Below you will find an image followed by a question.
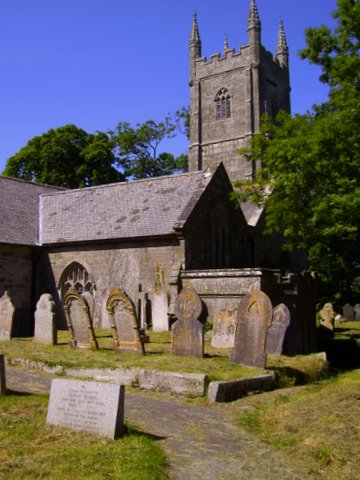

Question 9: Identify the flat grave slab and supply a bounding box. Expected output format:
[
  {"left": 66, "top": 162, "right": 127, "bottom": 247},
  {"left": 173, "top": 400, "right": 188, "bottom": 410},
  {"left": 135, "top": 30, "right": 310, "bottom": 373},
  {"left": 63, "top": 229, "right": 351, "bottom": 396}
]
[{"left": 46, "top": 379, "right": 125, "bottom": 438}]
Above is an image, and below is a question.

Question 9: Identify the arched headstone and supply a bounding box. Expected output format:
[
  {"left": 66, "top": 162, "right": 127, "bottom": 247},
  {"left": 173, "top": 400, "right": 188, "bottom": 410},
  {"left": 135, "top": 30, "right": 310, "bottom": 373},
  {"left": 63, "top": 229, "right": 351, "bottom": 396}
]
[
  {"left": 106, "top": 289, "right": 144, "bottom": 355},
  {"left": 171, "top": 286, "right": 204, "bottom": 358},
  {"left": 231, "top": 289, "right": 273, "bottom": 368},
  {"left": 34, "top": 293, "right": 57, "bottom": 345},
  {"left": 265, "top": 303, "right": 290, "bottom": 356},
  {"left": 63, "top": 288, "right": 98, "bottom": 350},
  {"left": 0, "top": 291, "right": 15, "bottom": 341}
]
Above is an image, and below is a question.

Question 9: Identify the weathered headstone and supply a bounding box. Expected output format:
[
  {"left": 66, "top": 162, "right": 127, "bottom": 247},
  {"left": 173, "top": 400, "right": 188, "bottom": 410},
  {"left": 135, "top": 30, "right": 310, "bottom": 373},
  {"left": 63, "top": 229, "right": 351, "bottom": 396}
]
[
  {"left": 106, "top": 289, "right": 144, "bottom": 354},
  {"left": 0, "top": 354, "right": 6, "bottom": 395},
  {"left": 63, "top": 288, "right": 98, "bottom": 349},
  {"left": 230, "top": 290, "right": 273, "bottom": 368},
  {"left": 46, "top": 378, "right": 125, "bottom": 438},
  {"left": 211, "top": 308, "right": 237, "bottom": 348},
  {"left": 152, "top": 293, "right": 169, "bottom": 332},
  {"left": 34, "top": 294, "right": 57, "bottom": 345},
  {"left": 82, "top": 291, "right": 95, "bottom": 320},
  {"left": 343, "top": 303, "right": 354, "bottom": 321},
  {"left": 0, "top": 291, "right": 15, "bottom": 341},
  {"left": 171, "top": 286, "right": 204, "bottom": 358},
  {"left": 354, "top": 304, "right": 360, "bottom": 321},
  {"left": 265, "top": 303, "right": 290, "bottom": 356},
  {"left": 319, "top": 303, "right": 336, "bottom": 331}
]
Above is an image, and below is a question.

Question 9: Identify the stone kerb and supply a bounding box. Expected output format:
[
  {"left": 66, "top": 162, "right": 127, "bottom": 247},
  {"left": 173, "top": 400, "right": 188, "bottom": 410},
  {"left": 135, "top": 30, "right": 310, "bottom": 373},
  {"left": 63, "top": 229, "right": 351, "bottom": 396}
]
[
  {"left": 0, "top": 354, "right": 6, "bottom": 394},
  {"left": 172, "top": 286, "right": 204, "bottom": 358},
  {"left": 46, "top": 378, "right": 125, "bottom": 439},
  {"left": 138, "top": 369, "right": 206, "bottom": 397},
  {"left": 231, "top": 290, "right": 273, "bottom": 368},
  {"left": 0, "top": 291, "right": 15, "bottom": 341},
  {"left": 208, "top": 373, "right": 275, "bottom": 403},
  {"left": 34, "top": 293, "right": 57, "bottom": 345},
  {"left": 106, "top": 288, "right": 144, "bottom": 355}
]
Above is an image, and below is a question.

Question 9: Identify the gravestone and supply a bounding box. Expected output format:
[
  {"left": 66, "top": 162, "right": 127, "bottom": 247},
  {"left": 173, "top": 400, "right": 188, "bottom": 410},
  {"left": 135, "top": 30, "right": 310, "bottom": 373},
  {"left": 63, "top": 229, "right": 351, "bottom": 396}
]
[
  {"left": 0, "top": 291, "right": 15, "bottom": 341},
  {"left": 319, "top": 303, "right": 336, "bottom": 331},
  {"left": 63, "top": 288, "right": 98, "bottom": 349},
  {"left": 211, "top": 308, "right": 237, "bottom": 348},
  {"left": 152, "top": 293, "right": 169, "bottom": 332},
  {"left": 230, "top": 289, "right": 273, "bottom": 368},
  {"left": 0, "top": 354, "right": 6, "bottom": 395},
  {"left": 265, "top": 303, "right": 290, "bottom": 356},
  {"left": 171, "top": 286, "right": 204, "bottom": 358},
  {"left": 34, "top": 294, "right": 57, "bottom": 345},
  {"left": 106, "top": 289, "right": 144, "bottom": 354},
  {"left": 82, "top": 292, "right": 95, "bottom": 320},
  {"left": 354, "top": 304, "right": 360, "bottom": 321},
  {"left": 47, "top": 378, "right": 125, "bottom": 438},
  {"left": 343, "top": 303, "right": 354, "bottom": 321}
]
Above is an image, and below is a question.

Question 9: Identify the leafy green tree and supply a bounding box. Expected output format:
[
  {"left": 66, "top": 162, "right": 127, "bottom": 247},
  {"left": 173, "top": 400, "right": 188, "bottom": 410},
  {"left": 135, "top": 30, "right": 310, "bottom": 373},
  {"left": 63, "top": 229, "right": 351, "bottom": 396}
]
[
  {"left": 109, "top": 114, "right": 188, "bottom": 180},
  {"left": 3, "top": 124, "right": 123, "bottom": 188},
  {"left": 234, "top": 0, "right": 360, "bottom": 304}
]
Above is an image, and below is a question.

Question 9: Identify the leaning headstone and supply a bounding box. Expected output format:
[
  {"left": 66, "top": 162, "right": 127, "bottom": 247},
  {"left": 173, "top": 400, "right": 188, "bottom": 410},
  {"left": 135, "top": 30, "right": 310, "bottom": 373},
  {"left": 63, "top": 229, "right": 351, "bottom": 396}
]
[
  {"left": 171, "top": 286, "right": 204, "bottom": 358},
  {"left": 265, "top": 303, "right": 290, "bottom": 356},
  {"left": 230, "top": 290, "right": 273, "bottom": 368},
  {"left": 82, "top": 292, "right": 95, "bottom": 320},
  {"left": 63, "top": 288, "right": 98, "bottom": 349},
  {"left": 211, "top": 308, "right": 237, "bottom": 348},
  {"left": 152, "top": 293, "right": 169, "bottom": 332},
  {"left": 343, "top": 303, "right": 354, "bottom": 321},
  {"left": 0, "top": 291, "right": 15, "bottom": 341},
  {"left": 319, "top": 303, "right": 336, "bottom": 331},
  {"left": 354, "top": 304, "right": 360, "bottom": 321},
  {"left": 47, "top": 378, "right": 125, "bottom": 438},
  {"left": 106, "top": 289, "right": 144, "bottom": 354},
  {"left": 0, "top": 354, "right": 6, "bottom": 394},
  {"left": 34, "top": 294, "right": 57, "bottom": 345}
]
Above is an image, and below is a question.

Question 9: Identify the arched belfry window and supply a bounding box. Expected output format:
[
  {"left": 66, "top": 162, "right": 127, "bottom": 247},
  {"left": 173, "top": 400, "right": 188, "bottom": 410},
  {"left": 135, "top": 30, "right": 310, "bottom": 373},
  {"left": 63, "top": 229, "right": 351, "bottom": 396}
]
[
  {"left": 58, "top": 262, "right": 95, "bottom": 299},
  {"left": 215, "top": 88, "right": 231, "bottom": 120}
]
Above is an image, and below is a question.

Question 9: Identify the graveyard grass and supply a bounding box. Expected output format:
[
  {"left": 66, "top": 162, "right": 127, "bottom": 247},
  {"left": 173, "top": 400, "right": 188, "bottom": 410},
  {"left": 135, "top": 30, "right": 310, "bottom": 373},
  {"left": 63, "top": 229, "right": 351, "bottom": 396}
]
[
  {"left": 0, "top": 394, "right": 168, "bottom": 480},
  {"left": 0, "top": 330, "right": 328, "bottom": 385},
  {"left": 235, "top": 320, "right": 360, "bottom": 480}
]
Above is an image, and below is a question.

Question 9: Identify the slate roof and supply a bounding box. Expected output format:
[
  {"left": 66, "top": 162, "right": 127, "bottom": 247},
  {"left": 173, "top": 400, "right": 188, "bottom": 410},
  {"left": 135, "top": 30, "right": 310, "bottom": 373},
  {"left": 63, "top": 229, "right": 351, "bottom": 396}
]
[
  {"left": 0, "top": 176, "right": 61, "bottom": 245},
  {"left": 40, "top": 167, "right": 219, "bottom": 245}
]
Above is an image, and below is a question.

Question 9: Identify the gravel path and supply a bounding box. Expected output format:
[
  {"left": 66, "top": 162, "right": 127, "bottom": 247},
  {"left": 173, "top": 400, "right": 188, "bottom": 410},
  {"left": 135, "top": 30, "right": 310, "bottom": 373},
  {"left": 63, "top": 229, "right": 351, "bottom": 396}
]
[{"left": 5, "top": 366, "right": 310, "bottom": 479}]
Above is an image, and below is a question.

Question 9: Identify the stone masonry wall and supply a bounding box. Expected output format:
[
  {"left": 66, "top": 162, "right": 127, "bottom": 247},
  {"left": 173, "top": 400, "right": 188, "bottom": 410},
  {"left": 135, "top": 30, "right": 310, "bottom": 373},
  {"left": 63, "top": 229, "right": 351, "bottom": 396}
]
[
  {"left": 0, "top": 244, "right": 35, "bottom": 336},
  {"left": 38, "top": 239, "right": 184, "bottom": 329}
]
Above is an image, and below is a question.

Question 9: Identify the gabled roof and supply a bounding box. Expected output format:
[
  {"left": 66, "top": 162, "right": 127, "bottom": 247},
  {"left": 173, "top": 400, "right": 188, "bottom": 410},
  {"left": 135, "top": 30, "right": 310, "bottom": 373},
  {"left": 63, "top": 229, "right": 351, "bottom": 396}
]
[
  {"left": 40, "top": 165, "right": 222, "bottom": 245},
  {"left": 0, "top": 176, "right": 61, "bottom": 246}
]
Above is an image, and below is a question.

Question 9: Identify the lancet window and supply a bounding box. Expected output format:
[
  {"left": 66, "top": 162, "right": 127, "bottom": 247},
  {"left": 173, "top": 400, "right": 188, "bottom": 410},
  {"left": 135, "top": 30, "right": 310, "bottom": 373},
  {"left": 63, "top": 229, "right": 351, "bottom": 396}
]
[{"left": 215, "top": 88, "right": 231, "bottom": 120}]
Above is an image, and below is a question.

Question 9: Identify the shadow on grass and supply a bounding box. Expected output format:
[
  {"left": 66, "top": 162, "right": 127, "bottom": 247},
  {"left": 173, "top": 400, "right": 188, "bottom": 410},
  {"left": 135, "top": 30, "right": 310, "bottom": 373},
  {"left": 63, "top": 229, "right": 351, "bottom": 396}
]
[
  {"left": 325, "top": 339, "right": 360, "bottom": 370},
  {"left": 4, "top": 389, "right": 35, "bottom": 397},
  {"left": 125, "top": 425, "right": 167, "bottom": 442}
]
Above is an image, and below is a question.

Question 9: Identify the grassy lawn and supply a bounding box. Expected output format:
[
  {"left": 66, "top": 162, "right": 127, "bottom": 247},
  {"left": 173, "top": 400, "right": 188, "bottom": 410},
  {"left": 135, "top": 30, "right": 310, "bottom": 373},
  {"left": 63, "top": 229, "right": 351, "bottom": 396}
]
[
  {"left": 0, "top": 393, "right": 168, "bottom": 480},
  {"left": 235, "top": 320, "right": 360, "bottom": 479},
  {"left": 0, "top": 330, "right": 265, "bottom": 382}
]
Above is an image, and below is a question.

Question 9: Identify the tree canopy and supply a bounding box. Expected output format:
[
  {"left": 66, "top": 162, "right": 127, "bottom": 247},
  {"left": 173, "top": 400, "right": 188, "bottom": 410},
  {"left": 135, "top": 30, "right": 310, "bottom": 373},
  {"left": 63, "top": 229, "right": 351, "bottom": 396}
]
[
  {"left": 3, "top": 124, "right": 123, "bottom": 188},
  {"left": 234, "top": 0, "right": 360, "bottom": 304}
]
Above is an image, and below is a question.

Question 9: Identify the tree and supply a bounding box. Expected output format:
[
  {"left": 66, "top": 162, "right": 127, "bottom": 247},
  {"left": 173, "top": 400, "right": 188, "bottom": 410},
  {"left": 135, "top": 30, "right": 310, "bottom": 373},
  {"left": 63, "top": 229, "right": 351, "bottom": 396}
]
[
  {"left": 233, "top": 0, "right": 360, "bottom": 304},
  {"left": 109, "top": 113, "right": 188, "bottom": 180},
  {"left": 3, "top": 124, "right": 123, "bottom": 188}
]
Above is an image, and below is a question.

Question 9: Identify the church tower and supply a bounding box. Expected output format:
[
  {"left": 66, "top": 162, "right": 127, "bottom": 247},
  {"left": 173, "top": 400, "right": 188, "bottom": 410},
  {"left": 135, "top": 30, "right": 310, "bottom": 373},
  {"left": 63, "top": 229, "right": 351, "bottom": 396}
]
[{"left": 188, "top": 0, "right": 290, "bottom": 181}]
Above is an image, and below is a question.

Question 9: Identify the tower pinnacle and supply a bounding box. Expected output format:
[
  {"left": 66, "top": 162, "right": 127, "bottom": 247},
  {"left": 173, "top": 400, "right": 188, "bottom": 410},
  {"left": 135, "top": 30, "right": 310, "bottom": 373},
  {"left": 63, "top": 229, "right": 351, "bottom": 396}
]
[
  {"left": 276, "top": 20, "right": 289, "bottom": 68},
  {"left": 190, "top": 13, "right": 201, "bottom": 54},
  {"left": 247, "top": 0, "right": 261, "bottom": 31}
]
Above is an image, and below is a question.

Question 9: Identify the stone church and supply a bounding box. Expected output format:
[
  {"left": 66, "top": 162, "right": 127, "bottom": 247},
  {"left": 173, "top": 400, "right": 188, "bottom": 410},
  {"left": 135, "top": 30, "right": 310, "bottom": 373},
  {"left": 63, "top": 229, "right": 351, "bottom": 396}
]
[{"left": 0, "top": 1, "right": 316, "bottom": 354}]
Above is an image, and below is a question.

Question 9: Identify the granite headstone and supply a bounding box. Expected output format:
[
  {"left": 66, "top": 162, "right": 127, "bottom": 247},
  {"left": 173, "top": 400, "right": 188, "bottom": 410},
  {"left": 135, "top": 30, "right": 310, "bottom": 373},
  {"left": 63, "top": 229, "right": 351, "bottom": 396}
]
[
  {"left": 63, "top": 288, "right": 98, "bottom": 349},
  {"left": 106, "top": 289, "right": 144, "bottom": 354},
  {"left": 231, "top": 289, "right": 273, "bottom": 368},
  {"left": 171, "top": 286, "right": 204, "bottom": 358},
  {"left": 34, "top": 293, "right": 57, "bottom": 345},
  {"left": 0, "top": 291, "right": 15, "bottom": 341},
  {"left": 354, "top": 304, "right": 360, "bottom": 321},
  {"left": 151, "top": 293, "right": 169, "bottom": 332},
  {"left": 343, "top": 303, "right": 354, "bottom": 321},
  {"left": 211, "top": 308, "right": 237, "bottom": 348},
  {"left": 265, "top": 303, "right": 290, "bottom": 356},
  {"left": 47, "top": 378, "right": 125, "bottom": 438}
]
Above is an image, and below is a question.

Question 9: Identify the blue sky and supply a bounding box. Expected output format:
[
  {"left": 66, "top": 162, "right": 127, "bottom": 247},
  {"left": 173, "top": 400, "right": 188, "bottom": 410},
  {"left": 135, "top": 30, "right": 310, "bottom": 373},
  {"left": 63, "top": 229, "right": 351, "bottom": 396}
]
[{"left": 0, "top": 0, "right": 338, "bottom": 173}]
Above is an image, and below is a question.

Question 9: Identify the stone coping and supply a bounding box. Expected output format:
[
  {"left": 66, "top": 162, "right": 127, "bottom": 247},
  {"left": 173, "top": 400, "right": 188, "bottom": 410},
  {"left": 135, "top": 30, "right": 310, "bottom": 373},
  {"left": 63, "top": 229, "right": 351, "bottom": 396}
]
[{"left": 8, "top": 357, "right": 275, "bottom": 402}]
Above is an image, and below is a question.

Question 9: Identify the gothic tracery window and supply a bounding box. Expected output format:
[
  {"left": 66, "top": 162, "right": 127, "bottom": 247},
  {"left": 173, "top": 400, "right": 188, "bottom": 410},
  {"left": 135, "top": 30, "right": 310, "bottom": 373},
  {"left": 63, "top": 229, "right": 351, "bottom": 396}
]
[
  {"left": 215, "top": 88, "right": 231, "bottom": 120},
  {"left": 59, "top": 262, "right": 95, "bottom": 299}
]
